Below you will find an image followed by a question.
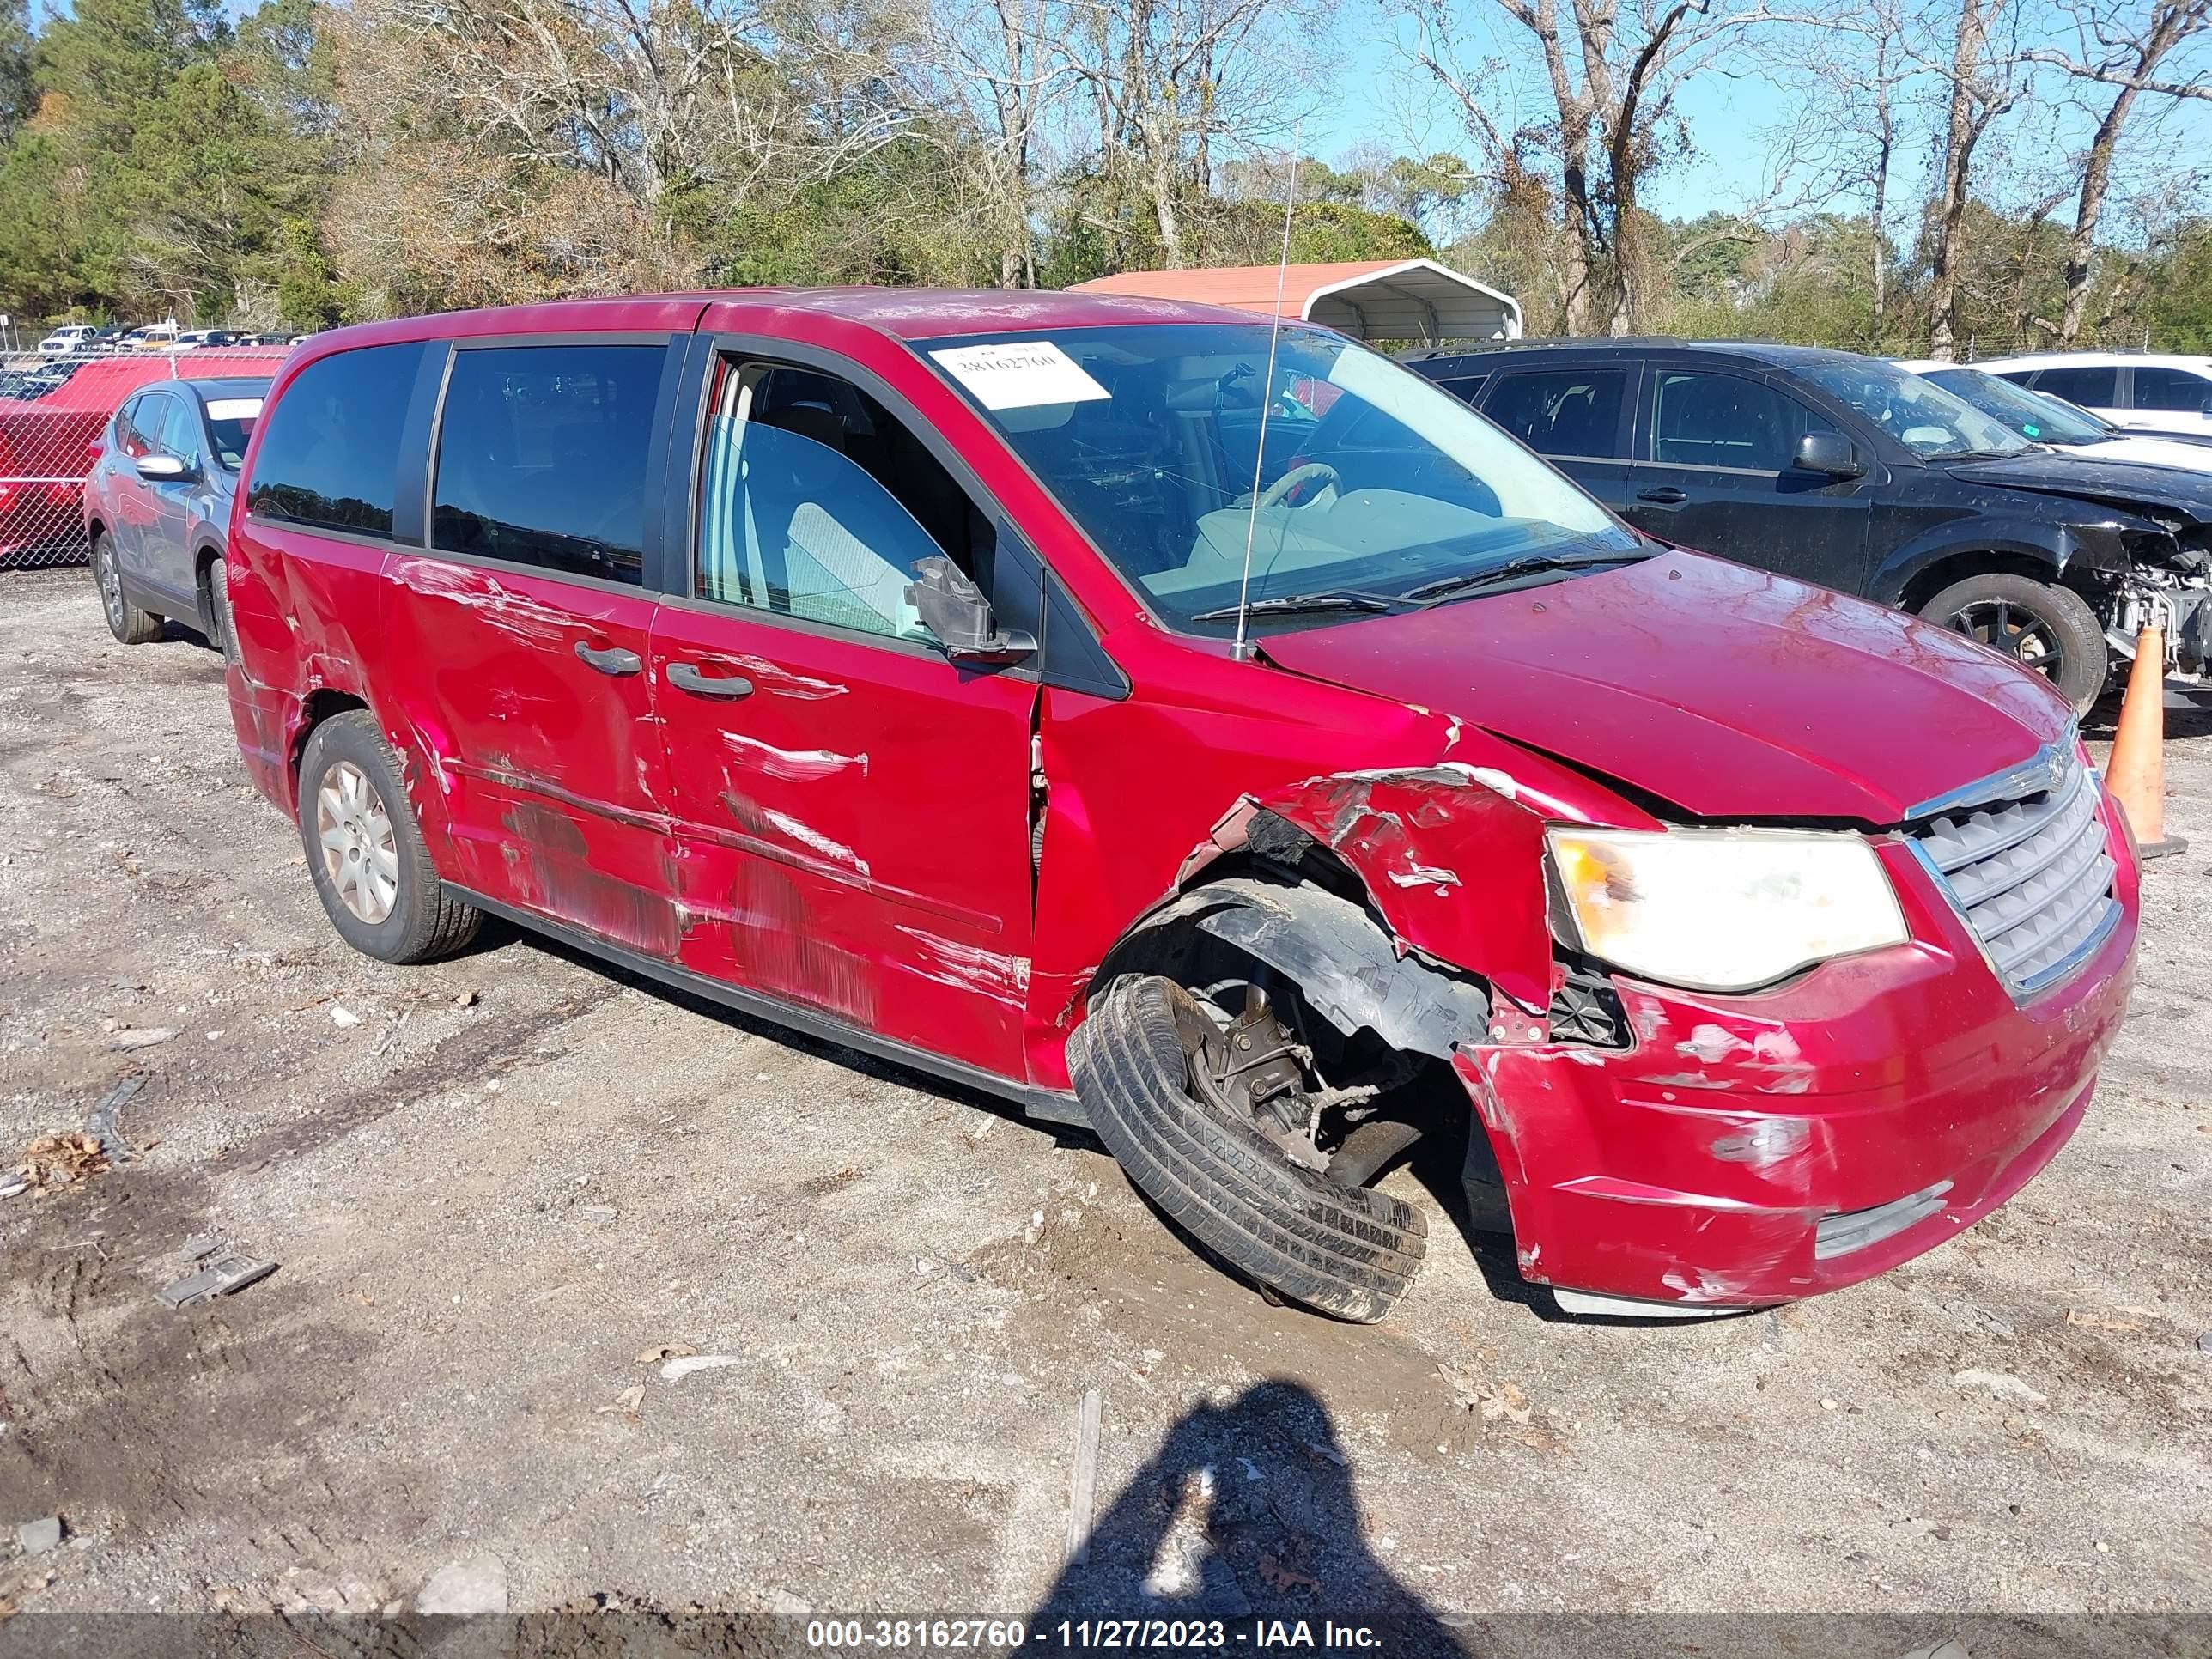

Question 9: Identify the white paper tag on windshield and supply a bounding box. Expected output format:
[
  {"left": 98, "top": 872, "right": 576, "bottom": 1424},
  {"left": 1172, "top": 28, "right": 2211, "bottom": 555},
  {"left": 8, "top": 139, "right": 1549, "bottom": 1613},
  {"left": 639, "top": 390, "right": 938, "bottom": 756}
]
[
  {"left": 204, "top": 398, "right": 263, "bottom": 421},
  {"left": 929, "top": 342, "right": 1109, "bottom": 410}
]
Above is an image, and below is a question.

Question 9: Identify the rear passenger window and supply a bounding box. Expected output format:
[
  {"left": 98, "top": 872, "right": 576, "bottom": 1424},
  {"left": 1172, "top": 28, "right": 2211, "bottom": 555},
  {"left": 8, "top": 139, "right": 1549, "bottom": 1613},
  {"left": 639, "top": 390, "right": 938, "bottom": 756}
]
[
  {"left": 247, "top": 343, "right": 426, "bottom": 536},
  {"left": 2031, "top": 365, "right": 2118, "bottom": 406},
  {"left": 1435, "top": 374, "right": 1487, "bottom": 404},
  {"left": 1483, "top": 369, "right": 1627, "bottom": 457},
  {"left": 433, "top": 343, "right": 665, "bottom": 585},
  {"left": 2130, "top": 366, "right": 2212, "bottom": 414}
]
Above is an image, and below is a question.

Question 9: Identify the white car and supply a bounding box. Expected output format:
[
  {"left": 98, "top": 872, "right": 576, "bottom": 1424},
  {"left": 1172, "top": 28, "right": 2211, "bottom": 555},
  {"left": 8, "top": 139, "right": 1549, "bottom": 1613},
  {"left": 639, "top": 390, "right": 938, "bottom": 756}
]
[
  {"left": 124, "top": 323, "right": 181, "bottom": 351},
  {"left": 36, "top": 325, "right": 98, "bottom": 356},
  {"left": 1971, "top": 350, "right": 2212, "bottom": 439},
  {"left": 1898, "top": 361, "right": 2212, "bottom": 472}
]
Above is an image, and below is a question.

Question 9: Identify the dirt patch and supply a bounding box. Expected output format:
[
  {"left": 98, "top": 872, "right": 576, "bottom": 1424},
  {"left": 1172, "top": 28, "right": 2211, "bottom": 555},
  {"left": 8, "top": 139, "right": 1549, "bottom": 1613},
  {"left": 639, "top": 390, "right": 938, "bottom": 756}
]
[{"left": 2, "top": 567, "right": 2210, "bottom": 1625}]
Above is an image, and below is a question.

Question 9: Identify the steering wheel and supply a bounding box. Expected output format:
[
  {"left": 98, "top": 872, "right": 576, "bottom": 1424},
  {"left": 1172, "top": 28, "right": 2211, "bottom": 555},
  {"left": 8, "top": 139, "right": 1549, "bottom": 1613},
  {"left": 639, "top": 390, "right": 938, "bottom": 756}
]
[{"left": 1255, "top": 461, "right": 1341, "bottom": 511}]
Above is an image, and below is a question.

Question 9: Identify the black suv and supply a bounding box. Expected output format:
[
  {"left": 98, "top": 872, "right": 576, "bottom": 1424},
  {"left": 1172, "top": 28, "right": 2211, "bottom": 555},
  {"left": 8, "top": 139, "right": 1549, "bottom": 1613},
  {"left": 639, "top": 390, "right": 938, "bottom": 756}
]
[{"left": 1406, "top": 339, "right": 2212, "bottom": 712}]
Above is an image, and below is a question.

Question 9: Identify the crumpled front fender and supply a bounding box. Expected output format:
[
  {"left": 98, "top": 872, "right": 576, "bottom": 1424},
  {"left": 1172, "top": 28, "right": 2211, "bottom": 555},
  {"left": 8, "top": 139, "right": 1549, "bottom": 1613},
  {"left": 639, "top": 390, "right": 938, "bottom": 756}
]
[{"left": 1182, "top": 757, "right": 1655, "bottom": 1015}]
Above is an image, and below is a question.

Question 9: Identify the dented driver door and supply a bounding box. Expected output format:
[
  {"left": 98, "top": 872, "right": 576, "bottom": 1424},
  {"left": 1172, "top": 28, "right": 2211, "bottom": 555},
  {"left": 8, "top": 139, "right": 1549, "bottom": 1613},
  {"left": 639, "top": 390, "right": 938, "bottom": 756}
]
[{"left": 647, "top": 347, "right": 1037, "bottom": 1082}]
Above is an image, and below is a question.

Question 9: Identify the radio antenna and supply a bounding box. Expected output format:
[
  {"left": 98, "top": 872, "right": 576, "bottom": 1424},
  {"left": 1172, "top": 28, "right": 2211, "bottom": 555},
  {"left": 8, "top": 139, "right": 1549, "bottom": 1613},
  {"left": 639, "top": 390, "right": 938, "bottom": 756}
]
[{"left": 1230, "top": 125, "right": 1301, "bottom": 664}]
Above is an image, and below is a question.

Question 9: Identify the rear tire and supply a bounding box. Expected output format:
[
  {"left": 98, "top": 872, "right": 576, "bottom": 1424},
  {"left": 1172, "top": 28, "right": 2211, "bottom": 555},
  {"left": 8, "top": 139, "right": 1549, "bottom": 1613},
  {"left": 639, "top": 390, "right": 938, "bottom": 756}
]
[
  {"left": 1919, "top": 572, "right": 2107, "bottom": 714},
  {"left": 92, "top": 530, "right": 161, "bottom": 645},
  {"left": 1069, "top": 975, "right": 1427, "bottom": 1322},
  {"left": 296, "top": 711, "right": 481, "bottom": 963}
]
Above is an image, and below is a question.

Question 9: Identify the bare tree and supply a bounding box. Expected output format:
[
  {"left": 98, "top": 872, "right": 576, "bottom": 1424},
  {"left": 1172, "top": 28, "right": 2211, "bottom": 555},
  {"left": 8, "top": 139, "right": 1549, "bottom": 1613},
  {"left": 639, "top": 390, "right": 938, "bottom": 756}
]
[
  {"left": 1058, "top": 0, "right": 1313, "bottom": 268},
  {"left": 1400, "top": 0, "right": 1800, "bottom": 334},
  {"left": 2026, "top": 0, "right": 2212, "bottom": 340},
  {"left": 904, "top": 0, "right": 1071, "bottom": 285},
  {"left": 1923, "top": 0, "right": 2025, "bottom": 358}
]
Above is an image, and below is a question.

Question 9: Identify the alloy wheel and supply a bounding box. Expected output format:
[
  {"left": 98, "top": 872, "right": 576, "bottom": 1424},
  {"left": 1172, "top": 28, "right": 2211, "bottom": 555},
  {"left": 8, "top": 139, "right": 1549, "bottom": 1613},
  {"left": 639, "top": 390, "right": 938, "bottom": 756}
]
[
  {"left": 314, "top": 759, "right": 400, "bottom": 924},
  {"left": 95, "top": 542, "right": 125, "bottom": 630},
  {"left": 1945, "top": 597, "right": 2063, "bottom": 676}
]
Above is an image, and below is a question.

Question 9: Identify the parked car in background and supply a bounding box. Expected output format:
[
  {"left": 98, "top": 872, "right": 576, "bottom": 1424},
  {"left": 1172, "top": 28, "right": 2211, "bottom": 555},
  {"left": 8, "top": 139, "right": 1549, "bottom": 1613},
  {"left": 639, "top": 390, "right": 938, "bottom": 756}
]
[
  {"left": 1899, "top": 361, "right": 2212, "bottom": 473},
  {"left": 38, "top": 325, "right": 100, "bottom": 356},
  {"left": 1407, "top": 338, "right": 2212, "bottom": 711},
  {"left": 1974, "top": 351, "right": 2212, "bottom": 441},
  {"left": 220, "top": 293, "right": 2136, "bottom": 1322},
  {"left": 83, "top": 376, "right": 267, "bottom": 649},
  {"left": 0, "top": 361, "right": 82, "bottom": 400},
  {"left": 2, "top": 349, "right": 275, "bottom": 568},
  {"left": 123, "top": 323, "right": 180, "bottom": 352}
]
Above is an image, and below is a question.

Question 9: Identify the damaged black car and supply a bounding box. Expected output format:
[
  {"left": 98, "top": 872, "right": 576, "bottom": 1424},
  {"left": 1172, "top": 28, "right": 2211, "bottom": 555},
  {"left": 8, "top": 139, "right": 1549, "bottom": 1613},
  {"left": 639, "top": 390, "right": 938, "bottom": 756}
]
[{"left": 1406, "top": 339, "right": 2212, "bottom": 714}]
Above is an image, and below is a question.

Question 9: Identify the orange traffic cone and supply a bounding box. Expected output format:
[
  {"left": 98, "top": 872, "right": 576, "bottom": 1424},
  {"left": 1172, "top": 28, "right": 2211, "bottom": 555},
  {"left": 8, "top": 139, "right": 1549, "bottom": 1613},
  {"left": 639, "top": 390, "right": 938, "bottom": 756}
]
[{"left": 2106, "top": 624, "right": 2186, "bottom": 860}]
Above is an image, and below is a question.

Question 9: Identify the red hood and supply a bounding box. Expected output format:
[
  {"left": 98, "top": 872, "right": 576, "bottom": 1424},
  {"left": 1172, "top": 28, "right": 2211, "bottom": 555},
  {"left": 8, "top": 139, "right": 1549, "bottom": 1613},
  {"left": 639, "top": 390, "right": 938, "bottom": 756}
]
[{"left": 1260, "top": 551, "right": 2072, "bottom": 823}]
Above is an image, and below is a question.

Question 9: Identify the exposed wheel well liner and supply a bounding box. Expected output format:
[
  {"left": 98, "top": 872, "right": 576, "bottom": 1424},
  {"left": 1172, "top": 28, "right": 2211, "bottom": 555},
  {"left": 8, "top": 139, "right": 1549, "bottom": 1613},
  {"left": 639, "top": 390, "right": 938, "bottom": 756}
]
[{"left": 1099, "top": 874, "right": 1492, "bottom": 1060}]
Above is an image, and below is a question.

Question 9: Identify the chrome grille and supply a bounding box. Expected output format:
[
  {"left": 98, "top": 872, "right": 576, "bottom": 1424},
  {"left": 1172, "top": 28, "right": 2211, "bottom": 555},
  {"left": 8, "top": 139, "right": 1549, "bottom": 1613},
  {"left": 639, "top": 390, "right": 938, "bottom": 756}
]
[{"left": 1905, "top": 749, "right": 2120, "bottom": 998}]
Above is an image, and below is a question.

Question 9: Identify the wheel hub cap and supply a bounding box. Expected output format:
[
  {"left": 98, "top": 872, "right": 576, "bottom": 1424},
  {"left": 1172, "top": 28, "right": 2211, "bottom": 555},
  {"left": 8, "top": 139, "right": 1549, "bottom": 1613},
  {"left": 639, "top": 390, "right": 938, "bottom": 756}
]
[{"left": 315, "top": 760, "right": 399, "bottom": 924}]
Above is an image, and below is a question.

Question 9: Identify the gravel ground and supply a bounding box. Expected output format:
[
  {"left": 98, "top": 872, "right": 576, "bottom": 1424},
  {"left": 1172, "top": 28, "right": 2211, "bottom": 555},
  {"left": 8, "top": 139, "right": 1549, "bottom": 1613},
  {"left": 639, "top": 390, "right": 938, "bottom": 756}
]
[{"left": 1, "top": 564, "right": 2208, "bottom": 1649}]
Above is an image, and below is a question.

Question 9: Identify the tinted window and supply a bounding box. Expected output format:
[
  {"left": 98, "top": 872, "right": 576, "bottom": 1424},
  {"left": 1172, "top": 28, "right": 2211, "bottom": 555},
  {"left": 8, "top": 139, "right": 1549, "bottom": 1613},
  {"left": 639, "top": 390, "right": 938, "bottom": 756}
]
[
  {"left": 1436, "top": 374, "right": 1487, "bottom": 404},
  {"left": 248, "top": 342, "right": 428, "bottom": 536},
  {"left": 1651, "top": 371, "right": 1831, "bottom": 471},
  {"left": 2030, "top": 364, "right": 2118, "bottom": 405},
  {"left": 433, "top": 343, "right": 665, "bottom": 584},
  {"left": 1483, "top": 368, "right": 1628, "bottom": 458},
  {"left": 2130, "top": 365, "right": 2212, "bottom": 414}
]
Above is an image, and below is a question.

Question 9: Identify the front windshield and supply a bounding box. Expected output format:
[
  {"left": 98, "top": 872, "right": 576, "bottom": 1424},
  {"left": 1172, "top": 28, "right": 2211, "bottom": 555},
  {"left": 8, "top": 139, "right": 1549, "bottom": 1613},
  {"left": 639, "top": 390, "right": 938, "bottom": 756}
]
[
  {"left": 1917, "top": 367, "right": 2112, "bottom": 445},
  {"left": 1797, "top": 358, "right": 2030, "bottom": 459},
  {"left": 924, "top": 324, "right": 1639, "bottom": 634}
]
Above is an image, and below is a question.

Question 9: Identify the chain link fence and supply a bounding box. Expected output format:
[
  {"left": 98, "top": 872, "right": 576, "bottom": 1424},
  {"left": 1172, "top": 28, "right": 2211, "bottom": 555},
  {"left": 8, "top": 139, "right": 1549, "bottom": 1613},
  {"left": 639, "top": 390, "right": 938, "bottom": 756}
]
[{"left": 1, "top": 347, "right": 293, "bottom": 570}]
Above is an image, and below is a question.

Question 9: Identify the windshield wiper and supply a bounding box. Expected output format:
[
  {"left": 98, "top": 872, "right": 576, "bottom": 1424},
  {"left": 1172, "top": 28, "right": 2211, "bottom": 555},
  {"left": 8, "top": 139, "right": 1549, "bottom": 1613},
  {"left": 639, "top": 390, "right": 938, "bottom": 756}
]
[
  {"left": 1401, "top": 548, "right": 1650, "bottom": 606},
  {"left": 1189, "top": 591, "right": 1403, "bottom": 623}
]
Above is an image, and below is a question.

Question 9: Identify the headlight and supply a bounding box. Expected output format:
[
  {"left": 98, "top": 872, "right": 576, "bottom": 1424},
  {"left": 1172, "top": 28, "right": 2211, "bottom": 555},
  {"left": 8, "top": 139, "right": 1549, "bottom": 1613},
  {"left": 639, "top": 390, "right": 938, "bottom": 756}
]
[{"left": 1547, "top": 827, "right": 1907, "bottom": 994}]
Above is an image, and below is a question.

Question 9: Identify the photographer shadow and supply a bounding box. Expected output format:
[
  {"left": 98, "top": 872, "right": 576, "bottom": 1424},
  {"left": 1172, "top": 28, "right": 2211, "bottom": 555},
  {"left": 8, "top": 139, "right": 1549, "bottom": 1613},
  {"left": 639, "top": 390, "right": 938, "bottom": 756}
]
[{"left": 1027, "top": 1380, "right": 1467, "bottom": 1656}]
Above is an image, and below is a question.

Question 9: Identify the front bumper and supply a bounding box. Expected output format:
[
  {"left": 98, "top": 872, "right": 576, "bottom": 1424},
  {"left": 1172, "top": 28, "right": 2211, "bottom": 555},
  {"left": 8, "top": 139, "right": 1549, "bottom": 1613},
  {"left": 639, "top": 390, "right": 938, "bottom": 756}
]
[{"left": 1458, "top": 819, "right": 2141, "bottom": 1310}]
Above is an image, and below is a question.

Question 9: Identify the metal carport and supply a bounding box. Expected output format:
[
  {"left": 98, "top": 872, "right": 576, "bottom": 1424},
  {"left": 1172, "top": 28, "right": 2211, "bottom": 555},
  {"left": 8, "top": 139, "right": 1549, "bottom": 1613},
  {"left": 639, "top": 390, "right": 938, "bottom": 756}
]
[{"left": 1067, "top": 258, "right": 1522, "bottom": 344}]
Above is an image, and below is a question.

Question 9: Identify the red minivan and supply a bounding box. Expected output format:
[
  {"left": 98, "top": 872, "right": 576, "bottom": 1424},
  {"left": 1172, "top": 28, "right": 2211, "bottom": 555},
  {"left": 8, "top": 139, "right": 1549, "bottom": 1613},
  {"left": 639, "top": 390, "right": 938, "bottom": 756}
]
[{"left": 221, "top": 290, "right": 2140, "bottom": 1322}]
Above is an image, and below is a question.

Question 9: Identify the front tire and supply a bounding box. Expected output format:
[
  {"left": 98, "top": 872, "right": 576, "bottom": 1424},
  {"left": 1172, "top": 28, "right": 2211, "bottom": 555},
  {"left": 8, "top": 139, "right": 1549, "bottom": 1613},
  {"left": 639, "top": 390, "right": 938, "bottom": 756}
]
[
  {"left": 1069, "top": 975, "right": 1428, "bottom": 1322},
  {"left": 1919, "top": 573, "right": 2107, "bottom": 714},
  {"left": 203, "top": 554, "right": 239, "bottom": 665},
  {"left": 296, "top": 711, "right": 481, "bottom": 963},
  {"left": 92, "top": 530, "right": 161, "bottom": 645}
]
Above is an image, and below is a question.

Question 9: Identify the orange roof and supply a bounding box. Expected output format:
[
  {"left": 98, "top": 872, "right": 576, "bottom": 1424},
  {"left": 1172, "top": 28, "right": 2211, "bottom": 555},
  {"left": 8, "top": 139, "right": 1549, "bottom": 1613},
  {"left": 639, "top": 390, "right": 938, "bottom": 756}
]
[{"left": 1066, "top": 258, "right": 1521, "bottom": 340}]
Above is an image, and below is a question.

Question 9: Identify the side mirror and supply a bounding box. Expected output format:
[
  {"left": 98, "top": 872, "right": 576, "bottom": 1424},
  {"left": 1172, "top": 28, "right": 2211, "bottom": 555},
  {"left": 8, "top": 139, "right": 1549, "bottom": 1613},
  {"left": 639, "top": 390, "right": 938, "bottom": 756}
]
[
  {"left": 1793, "top": 430, "right": 1864, "bottom": 479},
  {"left": 135, "top": 452, "right": 193, "bottom": 481},
  {"left": 906, "top": 555, "right": 1036, "bottom": 665}
]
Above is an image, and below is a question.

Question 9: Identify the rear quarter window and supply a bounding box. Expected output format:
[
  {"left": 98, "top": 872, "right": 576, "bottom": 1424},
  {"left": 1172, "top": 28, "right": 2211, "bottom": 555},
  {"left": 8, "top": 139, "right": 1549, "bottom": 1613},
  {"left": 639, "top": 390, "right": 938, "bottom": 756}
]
[
  {"left": 2130, "top": 365, "right": 2212, "bottom": 414},
  {"left": 246, "top": 342, "right": 428, "bottom": 537}
]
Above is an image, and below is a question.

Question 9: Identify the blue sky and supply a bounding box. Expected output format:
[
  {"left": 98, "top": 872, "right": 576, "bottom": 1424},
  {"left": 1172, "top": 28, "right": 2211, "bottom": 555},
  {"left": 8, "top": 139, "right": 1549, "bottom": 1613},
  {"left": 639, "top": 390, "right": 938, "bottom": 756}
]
[{"left": 1295, "top": 15, "right": 2212, "bottom": 240}]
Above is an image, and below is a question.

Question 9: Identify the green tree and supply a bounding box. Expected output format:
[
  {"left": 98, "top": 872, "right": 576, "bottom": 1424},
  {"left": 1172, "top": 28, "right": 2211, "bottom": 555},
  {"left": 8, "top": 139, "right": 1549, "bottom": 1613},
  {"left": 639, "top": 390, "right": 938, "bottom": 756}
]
[
  {"left": 0, "top": 130, "right": 75, "bottom": 315},
  {"left": 0, "top": 0, "right": 34, "bottom": 140}
]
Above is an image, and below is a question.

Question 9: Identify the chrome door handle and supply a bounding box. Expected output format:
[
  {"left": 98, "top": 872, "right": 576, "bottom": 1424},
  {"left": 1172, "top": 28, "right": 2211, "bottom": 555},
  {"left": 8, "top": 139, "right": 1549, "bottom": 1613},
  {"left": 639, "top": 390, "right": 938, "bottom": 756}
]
[
  {"left": 667, "top": 661, "right": 754, "bottom": 700},
  {"left": 574, "top": 641, "right": 643, "bottom": 676},
  {"left": 1636, "top": 487, "right": 1688, "bottom": 505}
]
